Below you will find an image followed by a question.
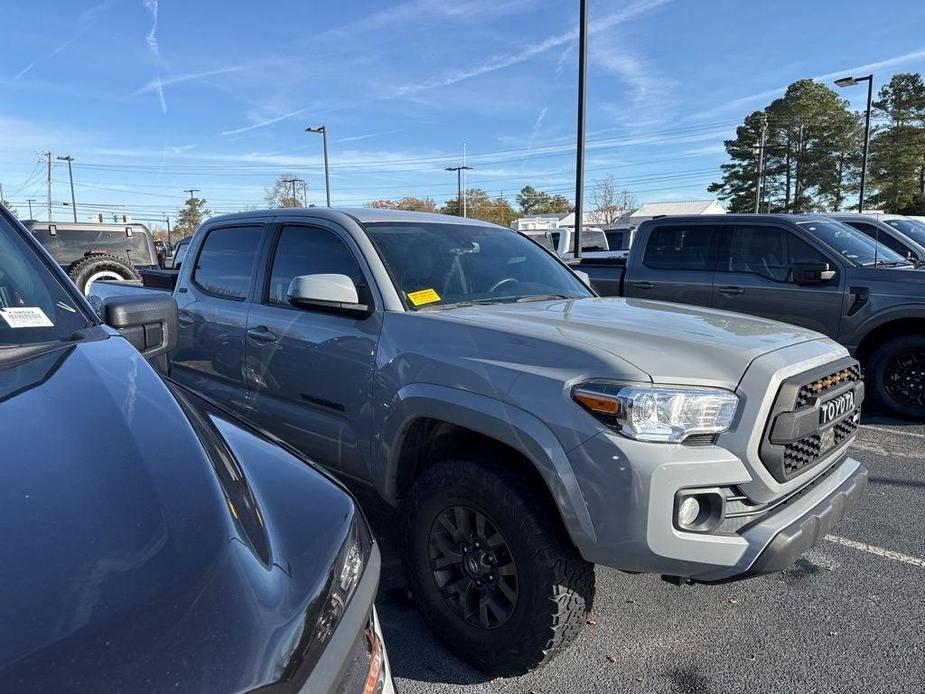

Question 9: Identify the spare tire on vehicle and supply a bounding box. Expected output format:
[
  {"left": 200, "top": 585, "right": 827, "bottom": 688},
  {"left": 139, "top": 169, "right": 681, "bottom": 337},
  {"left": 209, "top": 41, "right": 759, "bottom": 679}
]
[{"left": 67, "top": 254, "right": 141, "bottom": 295}]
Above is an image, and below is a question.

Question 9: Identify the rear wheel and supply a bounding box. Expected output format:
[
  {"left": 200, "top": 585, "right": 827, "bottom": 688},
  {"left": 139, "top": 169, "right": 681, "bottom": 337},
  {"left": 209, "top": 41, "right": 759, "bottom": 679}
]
[
  {"left": 867, "top": 335, "right": 925, "bottom": 419},
  {"left": 67, "top": 254, "right": 140, "bottom": 295},
  {"left": 404, "top": 457, "right": 594, "bottom": 676}
]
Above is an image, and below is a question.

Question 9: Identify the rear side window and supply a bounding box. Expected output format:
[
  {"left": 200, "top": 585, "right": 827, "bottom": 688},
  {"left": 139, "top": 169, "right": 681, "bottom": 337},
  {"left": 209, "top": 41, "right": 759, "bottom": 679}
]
[
  {"left": 845, "top": 221, "right": 911, "bottom": 256},
  {"left": 193, "top": 226, "right": 263, "bottom": 300},
  {"left": 267, "top": 225, "right": 365, "bottom": 305},
  {"left": 643, "top": 225, "right": 715, "bottom": 270}
]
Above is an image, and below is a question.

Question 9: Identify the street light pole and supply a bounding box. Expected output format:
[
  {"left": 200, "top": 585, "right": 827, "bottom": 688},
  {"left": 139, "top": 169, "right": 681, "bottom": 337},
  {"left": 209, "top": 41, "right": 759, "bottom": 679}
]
[
  {"left": 306, "top": 126, "right": 331, "bottom": 207},
  {"left": 56, "top": 155, "right": 77, "bottom": 222},
  {"left": 27, "top": 199, "right": 34, "bottom": 219},
  {"left": 445, "top": 166, "right": 473, "bottom": 217},
  {"left": 834, "top": 73, "right": 874, "bottom": 213},
  {"left": 573, "top": 0, "right": 589, "bottom": 260}
]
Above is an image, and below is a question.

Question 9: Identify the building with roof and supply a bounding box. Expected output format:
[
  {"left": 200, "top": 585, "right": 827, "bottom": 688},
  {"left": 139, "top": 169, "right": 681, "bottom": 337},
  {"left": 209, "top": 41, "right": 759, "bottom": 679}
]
[{"left": 618, "top": 199, "right": 725, "bottom": 228}]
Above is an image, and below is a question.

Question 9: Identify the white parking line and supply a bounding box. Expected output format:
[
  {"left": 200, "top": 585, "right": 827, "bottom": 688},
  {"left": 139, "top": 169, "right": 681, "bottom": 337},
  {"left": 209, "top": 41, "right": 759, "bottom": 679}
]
[
  {"left": 859, "top": 424, "right": 925, "bottom": 440},
  {"left": 824, "top": 535, "right": 925, "bottom": 569},
  {"left": 850, "top": 441, "right": 922, "bottom": 459}
]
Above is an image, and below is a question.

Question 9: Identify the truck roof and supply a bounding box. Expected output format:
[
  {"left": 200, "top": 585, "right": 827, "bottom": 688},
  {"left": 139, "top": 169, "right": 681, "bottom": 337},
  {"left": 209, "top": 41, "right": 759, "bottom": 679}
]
[
  {"left": 640, "top": 213, "right": 833, "bottom": 224},
  {"left": 202, "top": 207, "right": 509, "bottom": 229},
  {"left": 24, "top": 220, "right": 152, "bottom": 232}
]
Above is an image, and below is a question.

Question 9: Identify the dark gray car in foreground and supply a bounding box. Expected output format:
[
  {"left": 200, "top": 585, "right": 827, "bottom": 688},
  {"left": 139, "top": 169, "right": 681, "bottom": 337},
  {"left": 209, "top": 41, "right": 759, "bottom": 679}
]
[
  {"left": 94, "top": 208, "right": 866, "bottom": 676},
  {"left": 580, "top": 214, "right": 925, "bottom": 418},
  {"left": 0, "top": 206, "right": 393, "bottom": 693}
]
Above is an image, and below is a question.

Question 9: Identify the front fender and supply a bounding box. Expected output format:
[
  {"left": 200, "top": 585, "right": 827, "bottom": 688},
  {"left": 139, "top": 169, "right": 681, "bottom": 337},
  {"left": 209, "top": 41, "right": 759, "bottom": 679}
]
[
  {"left": 842, "top": 302, "right": 925, "bottom": 352},
  {"left": 376, "top": 383, "right": 597, "bottom": 548}
]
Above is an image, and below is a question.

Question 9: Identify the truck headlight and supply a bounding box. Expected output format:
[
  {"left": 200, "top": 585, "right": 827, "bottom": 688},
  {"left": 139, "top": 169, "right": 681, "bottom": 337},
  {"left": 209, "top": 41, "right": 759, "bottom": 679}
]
[
  {"left": 572, "top": 382, "right": 738, "bottom": 443},
  {"left": 314, "top": 516, "right": 371, "bottom": 644}
]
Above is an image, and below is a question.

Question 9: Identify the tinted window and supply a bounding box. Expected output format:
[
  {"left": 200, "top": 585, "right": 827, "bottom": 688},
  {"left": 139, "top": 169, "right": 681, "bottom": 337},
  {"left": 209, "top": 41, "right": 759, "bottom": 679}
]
[
  {"left": 643, "top": 225, "right": 715, "bottom": 270},
  {"left": 884, "top": 218, "right": 925, "bottom": 247},
  {"left": 721, "top": 225, "right": 829, "bottom": 282},
  {"left": 796, "top": 220, "right": 906, "bottom": 266},
  {"left": 267, "top": 226, "right": 365, "bottom": 305},
  {"left": 193, "top": 226, "right": 262, "bottom": 300},
  {"left": 605, "top": 230, "right": 626, "bottom": 250}
]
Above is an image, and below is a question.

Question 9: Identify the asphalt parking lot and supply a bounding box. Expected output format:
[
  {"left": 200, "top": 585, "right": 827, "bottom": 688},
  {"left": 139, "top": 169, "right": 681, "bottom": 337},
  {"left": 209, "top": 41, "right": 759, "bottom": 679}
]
[{"left": 354, "top": 417, "right": 925, "bottom": 694}]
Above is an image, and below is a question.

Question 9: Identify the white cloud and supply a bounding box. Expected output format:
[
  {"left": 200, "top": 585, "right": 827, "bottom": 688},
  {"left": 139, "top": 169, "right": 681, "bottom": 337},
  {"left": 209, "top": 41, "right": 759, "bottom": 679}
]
[{"left": 132, "top": 66, "right": 248, "bottom": 96}]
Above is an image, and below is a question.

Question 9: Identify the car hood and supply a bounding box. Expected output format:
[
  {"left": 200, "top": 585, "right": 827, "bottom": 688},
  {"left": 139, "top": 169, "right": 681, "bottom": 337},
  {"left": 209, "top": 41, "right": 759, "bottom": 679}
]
[
  {"left": 0, "top": 335, "right": 359, "bottom": 691},
  {"left": 437, "top": 297, "right": 826, "bottom": 389}
]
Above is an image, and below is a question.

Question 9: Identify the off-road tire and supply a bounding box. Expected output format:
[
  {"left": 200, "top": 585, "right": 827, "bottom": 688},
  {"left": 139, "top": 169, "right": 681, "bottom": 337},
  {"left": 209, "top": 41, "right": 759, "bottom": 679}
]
[
  {"left": 404, "top": 457, "right": 595, "bottom": 676},
  {"left": 866, "top": 334, "right": 925, "bottom": 419},
  {"left": 67, "top": 254, "right": 141, "bottom": 295}
]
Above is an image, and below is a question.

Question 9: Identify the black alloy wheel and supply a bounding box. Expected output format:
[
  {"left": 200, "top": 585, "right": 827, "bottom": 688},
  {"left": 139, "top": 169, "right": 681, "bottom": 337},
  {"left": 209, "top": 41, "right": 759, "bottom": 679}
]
[
  {"left": 883, "top": 349, "right": 925, "bottom": 409},
  {"left": 428, "top": 505, "right": 518, "bottom": 629}
]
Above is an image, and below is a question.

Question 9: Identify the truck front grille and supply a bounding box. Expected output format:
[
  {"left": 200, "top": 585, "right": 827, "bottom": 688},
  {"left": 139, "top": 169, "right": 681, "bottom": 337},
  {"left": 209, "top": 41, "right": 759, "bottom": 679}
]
[{"left": 760, "top": 358, "right": 862, "bottom": 483}]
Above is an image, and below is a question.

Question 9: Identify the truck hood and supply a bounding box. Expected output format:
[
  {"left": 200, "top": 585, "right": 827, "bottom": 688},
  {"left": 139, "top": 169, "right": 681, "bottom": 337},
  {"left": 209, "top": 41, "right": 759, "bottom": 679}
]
[
  {"left": 0, "top": 336, "right": 359, "bottom": 691},
  {"left": 438, "top": 297, "right": 826, "bottom": 389}
]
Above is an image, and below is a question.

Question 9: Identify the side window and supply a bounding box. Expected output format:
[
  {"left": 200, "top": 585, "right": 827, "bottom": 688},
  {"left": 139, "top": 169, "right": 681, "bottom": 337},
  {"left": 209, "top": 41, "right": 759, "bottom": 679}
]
[
  {"left": 193, "top": 225, "right": 263, "bottom": 300},
  {"left": 724, "top": 225, "right": 829, "bottom": 282},
  {"left": 844, "top": 221, "right": 877, "bottom": 239},
  {"left": 267, "top": 225, "right": 365, "bottom": 305},
  {"left": 643, "top": 225, "right": 715, "bottom": 270}
]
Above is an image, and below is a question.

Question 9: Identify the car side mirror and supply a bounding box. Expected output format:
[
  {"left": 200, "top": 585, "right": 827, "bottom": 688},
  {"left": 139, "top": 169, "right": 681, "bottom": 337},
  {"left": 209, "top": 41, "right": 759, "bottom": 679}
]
[
  {"left": 287, "top": 274, "right": 370, "bottom": 317},
  {"left": 101, "top": 294, "right": 178, "bottom": 359},
  {"left": 792, "top": 262, "right": 836, "bottom": 285}
]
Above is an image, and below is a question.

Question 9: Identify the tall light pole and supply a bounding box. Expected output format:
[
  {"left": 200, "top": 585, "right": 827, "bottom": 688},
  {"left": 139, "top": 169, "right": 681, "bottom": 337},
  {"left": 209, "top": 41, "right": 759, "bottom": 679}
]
[
  {"left": 573, "top": 0, "right": 589, "bottom": 259},
  {"left": 835, "top": 73, "right": 874, "bottom": 213},
  {"left": 56, "top": 155, "right": 78, "bottom": 222},
  {"left": 27, "top": 199, "right": 35, "bottom": 219},
  {"left": 445, "top": 166, "right": 473, "bottom": 217},
  {"left": 306, "top": 125, "right": 331, "bottom": 207}
]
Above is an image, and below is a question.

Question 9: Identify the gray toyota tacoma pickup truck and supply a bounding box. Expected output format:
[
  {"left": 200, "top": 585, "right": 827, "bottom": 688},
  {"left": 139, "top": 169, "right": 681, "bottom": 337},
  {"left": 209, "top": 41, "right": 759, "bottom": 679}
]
[
  {"left": 92, "top": 208, "right": 868, "bottom": 675},
  {"left": 579, "top": 214, "right": 925, "bottom": 419}
]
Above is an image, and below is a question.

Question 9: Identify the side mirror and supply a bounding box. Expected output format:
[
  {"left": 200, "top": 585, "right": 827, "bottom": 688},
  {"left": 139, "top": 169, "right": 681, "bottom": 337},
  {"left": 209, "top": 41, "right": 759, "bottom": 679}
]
[
  {"left": 101, "top": 294, "right": 178, "bottom": 359},
  {"left": 287, "top": 274, "right": 370, "bottom": 317},
  {"left": 792, "top": 262, "right": 836, "bottom": 285}
]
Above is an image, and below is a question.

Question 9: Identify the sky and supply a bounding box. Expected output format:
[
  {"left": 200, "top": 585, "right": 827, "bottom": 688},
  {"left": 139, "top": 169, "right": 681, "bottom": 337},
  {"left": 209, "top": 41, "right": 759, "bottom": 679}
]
[{"left": 2, "top": 0, "right": 925, "bottom": 227}]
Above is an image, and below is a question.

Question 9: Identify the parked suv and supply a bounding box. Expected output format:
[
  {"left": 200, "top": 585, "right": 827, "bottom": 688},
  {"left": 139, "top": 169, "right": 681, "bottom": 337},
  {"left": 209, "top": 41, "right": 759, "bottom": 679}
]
[
  {"left": 580, "top": 214, "right": 925, "bottom": 418},
  {"left": 1, "top": 207, "right": 393, "bottom": 693},
  {"left": 24, "top": 221, "right": 160, "bottom": 294},
  {"left": 92, "top": 208, "right": 867, "bottom": 675},
  {"left": 827, "top": 212, "right": 925, "bottom": 262}
]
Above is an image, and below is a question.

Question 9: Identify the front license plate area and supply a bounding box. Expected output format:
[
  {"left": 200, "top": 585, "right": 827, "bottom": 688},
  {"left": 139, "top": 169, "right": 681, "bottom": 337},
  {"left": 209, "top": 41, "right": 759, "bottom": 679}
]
[{"left": 819, "top": 390, "right": 856, "bottom": 428}]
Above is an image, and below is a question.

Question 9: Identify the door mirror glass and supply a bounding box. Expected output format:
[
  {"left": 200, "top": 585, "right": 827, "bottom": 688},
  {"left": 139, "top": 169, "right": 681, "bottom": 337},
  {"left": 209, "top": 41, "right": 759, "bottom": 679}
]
[
  {"left": 791, "top": 262, "right": 836, "bottom": 285},
  {"left": 287, "top": 273, "right": 369, "bottom": 316}
]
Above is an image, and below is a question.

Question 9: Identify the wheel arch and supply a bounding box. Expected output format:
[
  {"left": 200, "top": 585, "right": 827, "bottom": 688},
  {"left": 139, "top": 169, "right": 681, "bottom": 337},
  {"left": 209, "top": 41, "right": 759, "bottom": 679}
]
[
  {"left": 855, "top": 315, "right": 925, "bottom": 363},
  {"left": 377, "top": 384, "right": 597, "bottom": 548}
]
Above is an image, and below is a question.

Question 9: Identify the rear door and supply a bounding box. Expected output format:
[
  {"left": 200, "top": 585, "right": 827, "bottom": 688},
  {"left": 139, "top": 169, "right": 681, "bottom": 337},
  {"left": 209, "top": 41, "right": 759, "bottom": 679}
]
[
  {"left": 711, "top": 222, "right": 844, "bottom": 337},
  {"left": 624, "top": 222, "right": 719, "bottom": 306},
  {"left": 244, "top": 221, "right": 382, "bottom": 481},
  {"left": 170, "top": 223, "right": 265, "bottom": 409}
]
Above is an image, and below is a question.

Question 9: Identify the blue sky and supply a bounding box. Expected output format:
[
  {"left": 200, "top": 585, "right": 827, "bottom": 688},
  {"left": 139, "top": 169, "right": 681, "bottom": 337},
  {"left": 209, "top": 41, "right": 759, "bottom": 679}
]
[{"left": 2, "top": 0, "right": 924, "bottom": 226}]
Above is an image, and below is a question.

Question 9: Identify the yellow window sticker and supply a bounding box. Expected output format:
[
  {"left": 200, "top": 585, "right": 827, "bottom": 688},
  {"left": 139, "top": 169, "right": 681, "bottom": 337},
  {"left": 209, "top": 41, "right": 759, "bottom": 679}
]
[{"left": 407, "top": 288, "right": 441, "bottom": 306}]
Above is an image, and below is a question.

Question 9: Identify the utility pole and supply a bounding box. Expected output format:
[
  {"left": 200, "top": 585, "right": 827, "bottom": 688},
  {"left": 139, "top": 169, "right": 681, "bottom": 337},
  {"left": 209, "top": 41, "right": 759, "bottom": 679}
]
[
  {"left": 165, "top": 215, "right": 171, "bottom": 244},
  {"left": 27, "top": 199, "right": 35, "bottom": 219},
  {"left": 45, "top": 151, "right": 52, "bottom": 221},
  {"left": 57, "top": 155, "right": 77, "bottom": 222},
  {"left": 754, "top": 115, "right": 768, "bottom": 214},
  {"left": 184, "top": 188, "right": 199, "bottom": 202},
  {"left": 573, "top": 0, "right": 589, "bottom": 259},
  {"left": 445, "top": 166, "right": 472, "bottom": 217}
]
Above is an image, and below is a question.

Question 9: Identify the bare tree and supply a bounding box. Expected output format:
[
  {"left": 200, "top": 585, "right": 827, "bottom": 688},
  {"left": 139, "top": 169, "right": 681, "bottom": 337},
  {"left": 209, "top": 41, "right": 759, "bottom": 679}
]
[{"left": 590, "top": 176, "right": 626, "bottom": 225}]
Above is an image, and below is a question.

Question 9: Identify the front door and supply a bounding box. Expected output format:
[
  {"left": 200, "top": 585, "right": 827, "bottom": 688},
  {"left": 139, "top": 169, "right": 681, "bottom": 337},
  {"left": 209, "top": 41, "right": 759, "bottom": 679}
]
[
  {"left": 244, "top": 222, "right": 381, "bottom": 481},
  {"left": 711, "top": 223, "right": 844, "bottom": 338},
  {"left": 171, "top": 224, "right": 264, "bottom": 409}
]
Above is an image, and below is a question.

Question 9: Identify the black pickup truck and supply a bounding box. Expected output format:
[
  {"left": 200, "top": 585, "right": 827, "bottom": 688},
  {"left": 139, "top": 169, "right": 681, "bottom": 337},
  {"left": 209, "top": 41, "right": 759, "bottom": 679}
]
[{"left": 579, "top": 213, "right": 925, "bottom": 419}]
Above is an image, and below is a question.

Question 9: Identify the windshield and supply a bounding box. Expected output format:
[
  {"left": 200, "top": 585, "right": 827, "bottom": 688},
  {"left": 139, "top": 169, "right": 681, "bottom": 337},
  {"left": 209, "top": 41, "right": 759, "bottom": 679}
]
[
  {"left": 884, "top": 218, "right": 925, "bottom": 247},
  {"left": 364, "top": 222, "right": 592, "bottom": 309},
  {"left": 796, "top": 220, "right": 908, "bottom": 266},
  {"left": 0, "top": 216, "right": 91, "bottom": 346}
]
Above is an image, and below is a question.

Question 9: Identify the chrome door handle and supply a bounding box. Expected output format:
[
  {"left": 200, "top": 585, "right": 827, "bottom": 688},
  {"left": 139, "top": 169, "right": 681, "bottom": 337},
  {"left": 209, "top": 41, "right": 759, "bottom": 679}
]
[
  {"left": 633, "top": 281, "right": 655, "bottom": 290},
  {"left": 717, "top": 286, "right": 744, "bottom": 295}
]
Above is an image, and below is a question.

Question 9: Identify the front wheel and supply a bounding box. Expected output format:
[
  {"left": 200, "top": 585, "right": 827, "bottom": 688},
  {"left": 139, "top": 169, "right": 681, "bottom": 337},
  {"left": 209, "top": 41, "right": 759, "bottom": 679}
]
[
  {"left": 867, "top": 335, "right": 925, "bottom": 419},
  {"left": 404, "top": 457, "right": 594, "bottom": 676}
]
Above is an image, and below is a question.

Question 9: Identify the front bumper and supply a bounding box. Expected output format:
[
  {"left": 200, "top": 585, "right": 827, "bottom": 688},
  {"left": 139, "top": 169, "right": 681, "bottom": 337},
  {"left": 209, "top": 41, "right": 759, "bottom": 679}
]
[{"left": 569, "top": 429, "right": 866, "bottom": 581}]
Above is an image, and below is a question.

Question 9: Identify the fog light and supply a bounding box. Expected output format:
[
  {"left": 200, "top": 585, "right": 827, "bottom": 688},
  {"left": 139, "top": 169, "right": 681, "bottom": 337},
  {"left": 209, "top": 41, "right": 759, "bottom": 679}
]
[{"left": 677, "top": 497, "right": 701, "bottom": 527}]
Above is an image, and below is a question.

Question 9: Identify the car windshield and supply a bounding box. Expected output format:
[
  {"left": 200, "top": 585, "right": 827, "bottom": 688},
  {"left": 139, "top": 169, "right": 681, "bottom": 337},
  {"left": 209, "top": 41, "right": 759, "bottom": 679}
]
[
  {"left": 797, "top": 220, "right": 908, "bottom": 266},
  {"left": 0, "top": 216, "right": 91, "bottom": 346},
  {"left": 364, "top": 221, "right": 592, "bottom": 309},
  {"left": 884, "top": 218, "right": 925, "bottom": 247}
]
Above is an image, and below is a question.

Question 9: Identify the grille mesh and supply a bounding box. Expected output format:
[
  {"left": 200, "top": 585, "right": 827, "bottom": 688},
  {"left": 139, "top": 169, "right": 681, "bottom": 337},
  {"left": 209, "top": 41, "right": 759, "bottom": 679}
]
[{"left": 782, "top": 412, "right": 858, "bottom": 477}]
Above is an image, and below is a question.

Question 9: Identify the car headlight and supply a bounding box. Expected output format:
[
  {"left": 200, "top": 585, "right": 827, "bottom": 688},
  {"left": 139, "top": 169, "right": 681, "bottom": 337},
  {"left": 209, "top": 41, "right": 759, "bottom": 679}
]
[
  {"left": 314, "top": 515, "right": 372, "bottom": 644},
  {"left": 572, "top": 382, "right": 738, "bottom": 443}
]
